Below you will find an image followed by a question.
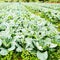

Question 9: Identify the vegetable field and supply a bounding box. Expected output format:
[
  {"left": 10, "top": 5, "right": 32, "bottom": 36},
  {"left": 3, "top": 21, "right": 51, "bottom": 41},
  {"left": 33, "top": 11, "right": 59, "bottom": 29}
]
[{"left": 0, "top": 3, "right": 60, "bottom": 60}]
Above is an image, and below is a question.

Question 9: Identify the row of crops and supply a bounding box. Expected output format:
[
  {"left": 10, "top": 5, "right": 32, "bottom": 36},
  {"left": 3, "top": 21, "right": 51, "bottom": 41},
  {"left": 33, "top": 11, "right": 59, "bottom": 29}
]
[{"left": 0, "top": 3, "right": 60, "bottom": 60}]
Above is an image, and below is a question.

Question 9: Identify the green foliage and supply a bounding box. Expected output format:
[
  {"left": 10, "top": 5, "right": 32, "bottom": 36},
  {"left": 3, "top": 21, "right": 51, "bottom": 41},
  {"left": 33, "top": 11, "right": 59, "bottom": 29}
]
[
  {"left": 21, "top": 50, "right": 39, "bottom": 60},
  {"left": 0, "top": 49, "right": 60, "bottom": 60},
  {"left": 0, "top": 51, "right": 13, "bottom": 60},
  {"left": 0, "top": 3, "right": 60, "bottom": 60},
  {"left": 0, "top": 0, "right": 60, "bottom": 2},
  {"left": 0, "top": 50, "right": 39, "bottom": 60},
  {"left": 0, "top": 51, "right": 22, "bottom": 60},
  {"left": 24, "top": 3, "right": 60, "bottom": 31},
  {"left": 49, "top": 0, "right": 60, "bottom": 3},
  {"left": 48, "top": 47, "right": 60, "bottom": 60}
]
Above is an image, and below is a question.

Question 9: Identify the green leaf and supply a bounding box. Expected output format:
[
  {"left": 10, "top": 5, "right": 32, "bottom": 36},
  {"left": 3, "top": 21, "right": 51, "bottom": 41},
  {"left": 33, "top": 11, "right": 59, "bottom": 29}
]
[
  {"left": 0, "top": 48, "right": 8, "bottom": 55},
  {"left": 37, "top": 51, "right": 48, "bottom": 60},
  {"left": 16, "top": 46, "right": 22, "bottom": 52},
  {"left": 49, "top": 43, "right": 57, "bottom": 48},
  {"left": 8, "top": 45, "right": 15, "bottom": 51},
  {"left": 33, "top": 41, "right": 43, "bottom": 51},
  {"left": 0, "top": 39, "right": 2, "bottom": 46}
]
